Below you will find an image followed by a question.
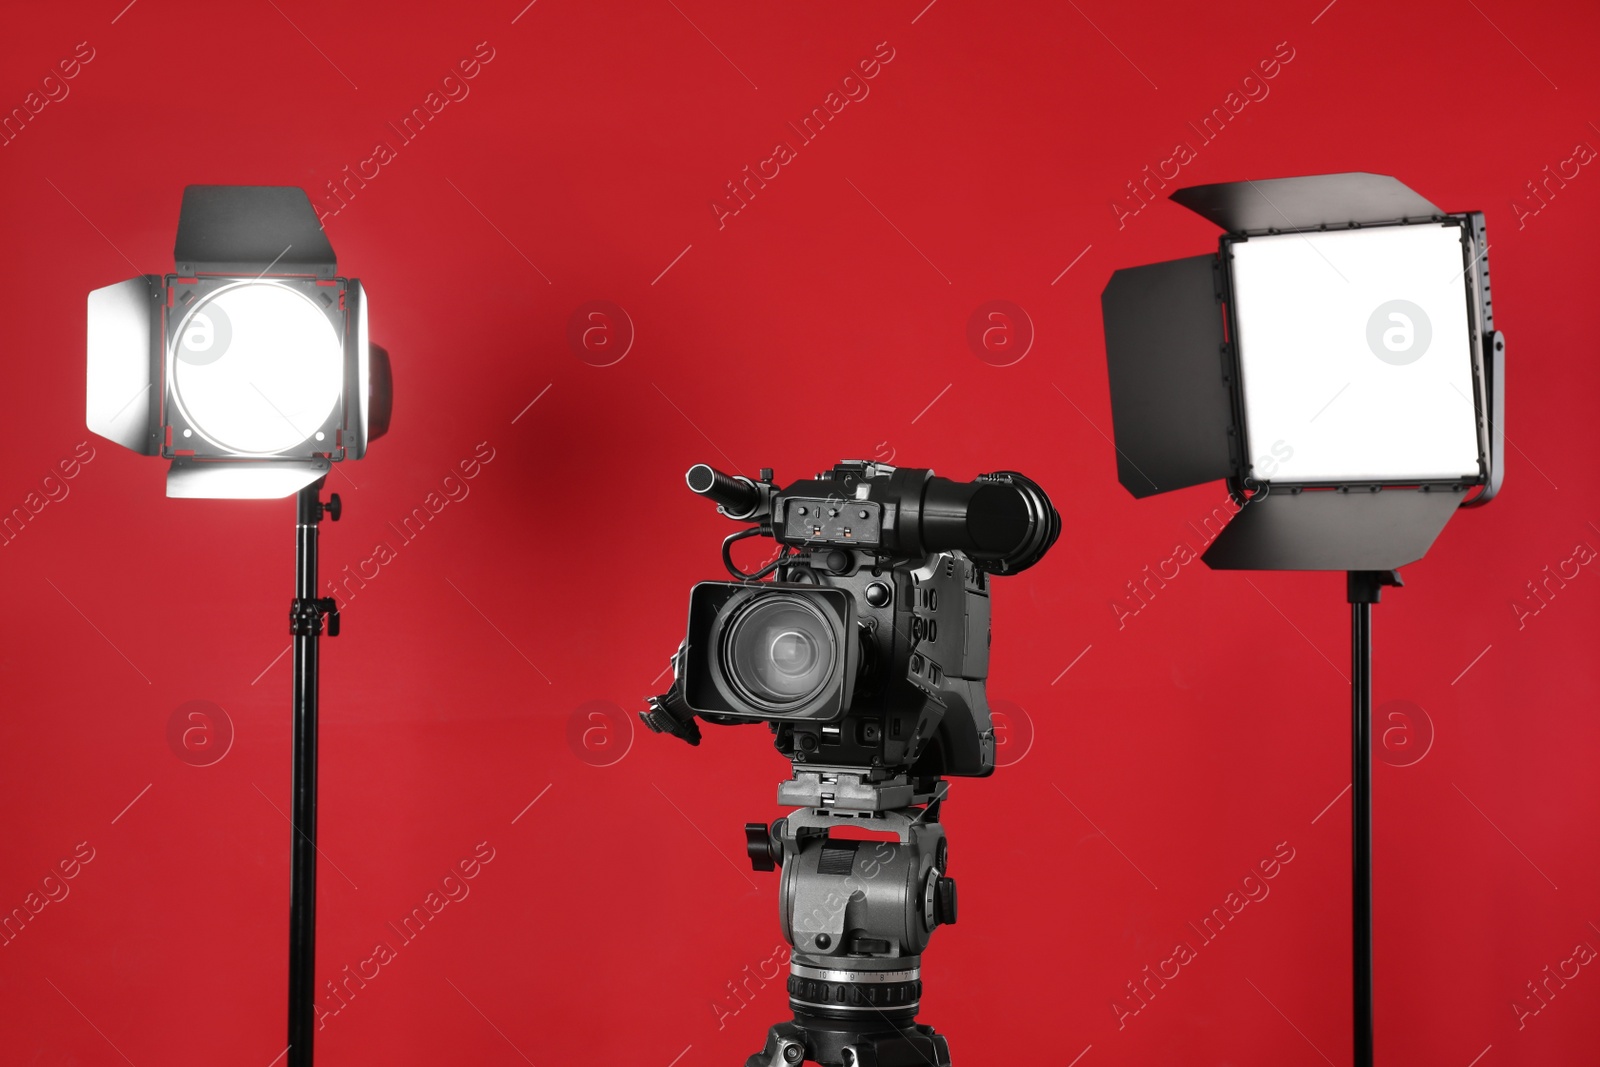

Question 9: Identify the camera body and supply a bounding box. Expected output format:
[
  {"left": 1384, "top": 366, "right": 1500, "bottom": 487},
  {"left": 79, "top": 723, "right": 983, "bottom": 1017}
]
[
  {"left": 647, "top": 460, "right": 1058, "bottom": 781},
  {"left": 684, "top": 546, "right": 995, "bottom": 778}
]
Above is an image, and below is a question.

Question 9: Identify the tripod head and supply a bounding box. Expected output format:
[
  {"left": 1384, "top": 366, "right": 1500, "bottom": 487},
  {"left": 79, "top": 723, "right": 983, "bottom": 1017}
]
[{"left": 642, "top": 460, "right": 1059, "bottom": 781}]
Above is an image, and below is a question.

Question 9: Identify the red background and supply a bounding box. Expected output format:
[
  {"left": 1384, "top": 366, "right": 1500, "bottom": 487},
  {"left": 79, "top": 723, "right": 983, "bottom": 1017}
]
[{"left": 2, "top": 1, "right": 1597, "bottom": 1065}]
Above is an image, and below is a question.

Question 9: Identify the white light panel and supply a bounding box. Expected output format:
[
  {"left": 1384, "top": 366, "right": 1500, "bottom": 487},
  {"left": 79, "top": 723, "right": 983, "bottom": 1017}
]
[
  {"left": 170, "top": 282, "right": 342, "bottom": 456},
  {"left": 1231, "top": 224, "right": 1481, "bottom": 483}
]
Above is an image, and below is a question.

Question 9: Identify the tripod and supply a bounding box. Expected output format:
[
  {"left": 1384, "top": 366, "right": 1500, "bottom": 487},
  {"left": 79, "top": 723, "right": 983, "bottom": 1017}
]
[{"left": 742, "top": 768, "right": 959, "bottom": 1067}]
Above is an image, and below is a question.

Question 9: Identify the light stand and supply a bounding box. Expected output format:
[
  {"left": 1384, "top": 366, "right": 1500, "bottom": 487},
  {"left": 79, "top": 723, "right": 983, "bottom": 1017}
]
[
  {"left": 1099, "top": 173, "right": 1505, "bottom": 1065},
  {"left": 1347, "top": 569, "right": 1397, "bottom": 1067},
  {"left": 289, "top": 483, "right": 340, "bottom": 1067},
  {"left": 84, "top": 186, "right": 392, "bottom": 1067}
]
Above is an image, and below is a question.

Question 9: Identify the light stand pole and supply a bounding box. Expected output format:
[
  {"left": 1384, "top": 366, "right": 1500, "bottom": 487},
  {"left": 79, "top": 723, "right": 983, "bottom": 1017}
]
[
  {"left": 289, "top": 482, "right": 340, "bottom": 1067},
  {"left": 1347, "top": 569, "right": 1399, "bottom": 1067}
]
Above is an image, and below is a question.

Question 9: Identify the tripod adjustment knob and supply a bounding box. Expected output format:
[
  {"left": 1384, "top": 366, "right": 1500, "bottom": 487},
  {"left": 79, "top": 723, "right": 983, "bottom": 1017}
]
[
  {"left": 934, "top": 875, "right": 958, "bottom": 926},
  {"left": 323, "top": 494, "right": 342, "bottom": 522},
  {"left": 744, "top": 822, "right": 777, "bottom": 872}
]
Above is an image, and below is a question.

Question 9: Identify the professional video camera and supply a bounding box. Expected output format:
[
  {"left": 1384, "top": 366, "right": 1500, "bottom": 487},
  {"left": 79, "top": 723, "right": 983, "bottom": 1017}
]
[{"left": 643, "top": 460, "right": 1059, "bottom": 1067}]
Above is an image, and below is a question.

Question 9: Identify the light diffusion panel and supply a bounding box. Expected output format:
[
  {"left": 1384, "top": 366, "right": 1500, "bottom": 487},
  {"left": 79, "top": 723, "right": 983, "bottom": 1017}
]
[
  {"left": 169, "top": 281, "right": 344, "bottom": 456},
  {"left": 1230, "top": 224, "right": 1480, "bottom": 484}
]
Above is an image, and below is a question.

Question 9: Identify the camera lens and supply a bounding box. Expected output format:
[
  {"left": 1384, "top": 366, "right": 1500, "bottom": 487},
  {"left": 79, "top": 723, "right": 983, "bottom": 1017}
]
[
  {"left": 770, "top": 630, "right": 820, "bottom": 677},
  {"left": 723, "top": 594, "right": 837, "bottom": 711}
]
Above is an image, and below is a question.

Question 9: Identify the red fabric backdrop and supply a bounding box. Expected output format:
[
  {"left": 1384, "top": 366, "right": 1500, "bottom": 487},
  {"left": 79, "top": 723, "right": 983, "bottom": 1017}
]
[{"left": 1, "top": 1, "right": 1596, "bottom": 1064}]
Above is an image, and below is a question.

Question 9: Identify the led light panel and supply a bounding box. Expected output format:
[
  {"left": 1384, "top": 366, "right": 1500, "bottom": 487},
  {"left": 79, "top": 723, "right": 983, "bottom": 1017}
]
[
  {"left": 1231, "top": 223, "right": 1481, "bottom": 484},
  {"left": 169, "top": 282, "right": 343, "bottom": 456}
]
